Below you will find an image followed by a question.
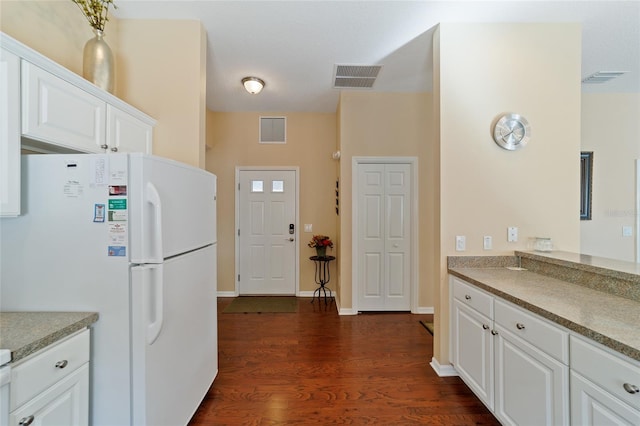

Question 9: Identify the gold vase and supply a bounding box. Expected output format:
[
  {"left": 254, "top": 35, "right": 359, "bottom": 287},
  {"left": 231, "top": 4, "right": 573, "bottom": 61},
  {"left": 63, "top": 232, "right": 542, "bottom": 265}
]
[{"left": 83, "top": 29, "right": 114, "bottom": 93}]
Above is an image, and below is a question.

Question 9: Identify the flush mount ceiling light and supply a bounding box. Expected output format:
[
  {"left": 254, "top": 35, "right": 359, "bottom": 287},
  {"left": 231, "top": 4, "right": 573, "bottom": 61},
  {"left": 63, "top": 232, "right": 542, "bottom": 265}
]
[
  {"left": 581, "top": 71, "right": 628, "bottom": 84},
  {"left": 242, "top": 77, "right": 265, "bottom": 94}
]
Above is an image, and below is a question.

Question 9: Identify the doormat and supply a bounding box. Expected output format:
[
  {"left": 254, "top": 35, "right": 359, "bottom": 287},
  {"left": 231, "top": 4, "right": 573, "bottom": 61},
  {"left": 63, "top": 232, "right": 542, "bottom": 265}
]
[
  {"left": 223, "top": 297, "right": 298, "bottom": 313},
  {"left": 420, "top": 320, "right": 434, "bottom": 336}
]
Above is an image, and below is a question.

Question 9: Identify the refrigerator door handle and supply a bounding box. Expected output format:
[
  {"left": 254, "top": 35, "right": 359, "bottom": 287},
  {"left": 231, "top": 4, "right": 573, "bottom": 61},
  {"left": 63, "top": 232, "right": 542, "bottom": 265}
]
[
  {"left": 146, "top": 182, "right": 164, "bottom": 262},
  {"left": 145, "top": 265, "right": 164, "bottom": 345}
]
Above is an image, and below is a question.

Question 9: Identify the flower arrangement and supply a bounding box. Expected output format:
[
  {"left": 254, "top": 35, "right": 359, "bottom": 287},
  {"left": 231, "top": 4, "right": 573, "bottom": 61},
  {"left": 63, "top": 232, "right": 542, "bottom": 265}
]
[
  {"left": 308, "top": 235, "right": 333, "bottom": 249},
  {"left": 71, "top": 0, "right": 117, "bottom": 32}
]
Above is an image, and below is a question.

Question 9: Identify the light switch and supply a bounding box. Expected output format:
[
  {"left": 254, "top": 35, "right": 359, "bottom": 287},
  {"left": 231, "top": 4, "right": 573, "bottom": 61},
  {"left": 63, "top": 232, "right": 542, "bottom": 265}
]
[
  {"left": 304, "top": 224, "right": 313, "bottom": 233},
  {"left": 483, "top": 236, "right": 492, "bottom": 250},
  {"left": 455, "top": 236, "right": 466, "bottom": 251}
]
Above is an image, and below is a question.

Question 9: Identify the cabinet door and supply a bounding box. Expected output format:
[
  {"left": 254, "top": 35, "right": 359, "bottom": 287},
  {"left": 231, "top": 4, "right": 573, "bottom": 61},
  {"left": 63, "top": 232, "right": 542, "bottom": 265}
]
[
  {"left": 571, "top": 371, "right": 640, "bottom": 426},
  {"left": 452, "top": 299, "right": 494, "bottom": 409},
  {"left": 22, "top": 61, "right": 106, "bottom": 153},
  {"left": 10, "top": 364, "right": 89, "bottom": 426},
  {"left": 494, "top": 326, "right": 569, "bottom": 426},
  {"left": 0, "top": 47, "right": 20, "bottom": 216},
  {"left": 106, "top": 105, "right": 152, "bottom": 154}
]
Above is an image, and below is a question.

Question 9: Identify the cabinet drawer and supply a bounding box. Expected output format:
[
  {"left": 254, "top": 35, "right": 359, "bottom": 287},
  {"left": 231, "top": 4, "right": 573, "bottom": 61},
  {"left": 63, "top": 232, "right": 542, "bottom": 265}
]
[
  {"left": 495, "top": 299, "right": 568, "bottom": 363},
  {"left": 571, "top": 335, "right": 640, "bottom": 410},
  {"left": 11, "top": 329, "right": 90, "bottom": 410},
  {"left": 452, "top": 277, "right": 493, "bottom": 318}
]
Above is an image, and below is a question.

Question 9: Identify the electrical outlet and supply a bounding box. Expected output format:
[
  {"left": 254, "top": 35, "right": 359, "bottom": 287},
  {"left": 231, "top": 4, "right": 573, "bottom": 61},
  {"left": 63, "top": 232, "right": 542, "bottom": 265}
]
[
  {"left": 507, "top": 227, "right": 518, "bottom": 242},
  {"left": 483, "top": 236, "right": 492, "bottom": 250},
  {"left": 455, "top": 236, "right": 466, "bottom": 251},
  {"left": 622, "top": 226, "right": 633, "bottom": 237},
  {"left": 304, "top": 224, "right": 313, "bottom": 233}
]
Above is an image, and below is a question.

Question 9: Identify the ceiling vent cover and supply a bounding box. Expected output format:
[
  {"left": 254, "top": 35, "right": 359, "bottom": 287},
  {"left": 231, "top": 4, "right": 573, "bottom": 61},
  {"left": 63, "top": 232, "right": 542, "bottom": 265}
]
[
  {"left": 581, "top": 71, "right": 628, "bottom": 84},
  {"left": 334, "top": 64, "right": 382, "bottom": 89}
]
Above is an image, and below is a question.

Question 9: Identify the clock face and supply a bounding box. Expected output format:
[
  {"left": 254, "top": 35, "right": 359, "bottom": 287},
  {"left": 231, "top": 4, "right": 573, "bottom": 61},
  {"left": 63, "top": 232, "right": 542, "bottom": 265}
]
[{"left": 493, "top": 114, "right": 530, "bottom": 150}]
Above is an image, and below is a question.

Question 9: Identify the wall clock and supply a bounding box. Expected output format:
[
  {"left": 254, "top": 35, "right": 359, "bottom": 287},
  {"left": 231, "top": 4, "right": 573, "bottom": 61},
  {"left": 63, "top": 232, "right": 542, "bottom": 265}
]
[{"left": 493, "top": 113, "right": 530, "bottom": 150}]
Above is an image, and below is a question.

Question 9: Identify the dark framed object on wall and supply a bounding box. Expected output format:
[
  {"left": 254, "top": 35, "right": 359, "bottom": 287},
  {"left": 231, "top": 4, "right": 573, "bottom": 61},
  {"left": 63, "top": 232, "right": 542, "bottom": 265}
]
[{"left": 580, "top": 152, "right": 593, "bottom": 220}]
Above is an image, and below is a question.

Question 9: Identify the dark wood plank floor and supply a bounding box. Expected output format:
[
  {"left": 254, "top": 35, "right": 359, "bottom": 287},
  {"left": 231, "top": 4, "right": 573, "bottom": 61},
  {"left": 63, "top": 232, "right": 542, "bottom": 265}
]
[{"left": 189, "top": 297, "right": 499, "bottom": 425}]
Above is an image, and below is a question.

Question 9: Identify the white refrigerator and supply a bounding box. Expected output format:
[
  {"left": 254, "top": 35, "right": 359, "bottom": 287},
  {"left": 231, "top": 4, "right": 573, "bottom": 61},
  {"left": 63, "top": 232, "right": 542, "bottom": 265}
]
[{"left": 0, "top": 153, "right": 218, "bottom": 426}]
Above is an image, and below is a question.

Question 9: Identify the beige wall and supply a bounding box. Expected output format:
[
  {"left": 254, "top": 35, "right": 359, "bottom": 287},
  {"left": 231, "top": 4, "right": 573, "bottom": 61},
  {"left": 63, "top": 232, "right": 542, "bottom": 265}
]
[
  {"left": 1, "top": 2, "right": 206, "bottom": 168},
  {"left": 116, "top": 20, "right": 206, "bottom": 168},
  {"left": 433, "top": 23, "right": 582, "bottom": 365},
  {"left": 205, "top": 111, "right": 337, "bottom": 294},
  {"left": 336, "top": 92, "right": 435, "bottom": 311},
  {"left": 581, "top": 93, "right": 640, "bottom": 262},
  {"left": 0, "top": 0, "right": 107, "bottom": 75}
]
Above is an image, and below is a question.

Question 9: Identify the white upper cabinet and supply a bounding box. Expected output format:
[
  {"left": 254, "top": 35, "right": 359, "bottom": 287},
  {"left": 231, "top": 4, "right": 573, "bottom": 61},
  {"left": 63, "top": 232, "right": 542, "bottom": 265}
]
[
  {"left": 22, "top": 60, "right": 107, "bottom": 153},
  {"left": 0, "top": 47, "right": 21, "bottom": 216},
  {"left": 1, "top": 32, "right": 155, "bottom": 156},
  {"left": 106, "top": 104, "right": 153, "bottom": 154}
]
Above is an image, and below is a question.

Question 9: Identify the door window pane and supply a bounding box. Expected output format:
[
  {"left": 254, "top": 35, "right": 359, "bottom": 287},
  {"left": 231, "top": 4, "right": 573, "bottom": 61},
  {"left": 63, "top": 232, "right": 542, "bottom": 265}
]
[
  {"left": 272, "top": 180, "right": 284, "bottom": 193},
  {"left": 251, "top": 180, "right": 264, "bottom": 193}
]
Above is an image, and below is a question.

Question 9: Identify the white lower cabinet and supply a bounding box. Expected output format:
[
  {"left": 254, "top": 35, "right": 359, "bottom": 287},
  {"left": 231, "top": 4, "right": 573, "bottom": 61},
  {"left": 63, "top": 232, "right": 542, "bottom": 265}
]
[
  {"left": 451, "top": 277, "right": 569, "bottom": 426},
  {"left": 10, "top": 330, "right": 90, "bottom": 426},
  {"left": 570, "top": 336, "right": 640, "bottom": 426}
]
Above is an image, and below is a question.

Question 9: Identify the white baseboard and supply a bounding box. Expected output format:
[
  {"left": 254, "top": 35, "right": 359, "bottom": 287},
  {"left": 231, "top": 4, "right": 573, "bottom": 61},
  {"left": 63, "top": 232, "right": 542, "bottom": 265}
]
[
  {"left": 217, "top": 291, "right": 237, "bottom": 297},
  {"left": 430, "top": 357, "right": 458, "bottom": 377},
  {"left": 298, "top": 291, "right": 315, "bottom": 297},
  {"left": 414, "top": 306, "right": 434, "bottom": 314}
]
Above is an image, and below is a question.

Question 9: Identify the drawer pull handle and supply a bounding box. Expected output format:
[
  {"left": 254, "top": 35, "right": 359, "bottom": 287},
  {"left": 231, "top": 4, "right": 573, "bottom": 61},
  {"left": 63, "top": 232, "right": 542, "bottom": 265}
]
[
  {"left": 516, "top": 323, "right": 526, "bottom": 330},
  {"left": 482, "top": 324, "right": 489, "bottom": 330},
  {"left": 19, "top": 415, "right": 35, "bottom": 426},
  {"left": 623, "top": 383, "right": 639, "bottom": 394},
  {"left": 55, "top": 360, "right": 68, "bottom": 369},
  {"left": 464, "top": 295, "right": 471, "bottom": 300},
  {"left": 491, "top": 330, "right": 498, "bottom": 336},
  {"left": 110, "top": 147, "right": 118, "bottom": 152},
  {"left": 100, "top": 144, "right": 109, "bottom": 150}
]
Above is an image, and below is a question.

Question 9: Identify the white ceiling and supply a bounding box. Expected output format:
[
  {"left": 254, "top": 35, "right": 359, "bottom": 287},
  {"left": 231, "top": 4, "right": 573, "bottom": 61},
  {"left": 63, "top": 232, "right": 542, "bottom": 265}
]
[{"left": 113, "top": 1, "right": 640, "bottom": 113}]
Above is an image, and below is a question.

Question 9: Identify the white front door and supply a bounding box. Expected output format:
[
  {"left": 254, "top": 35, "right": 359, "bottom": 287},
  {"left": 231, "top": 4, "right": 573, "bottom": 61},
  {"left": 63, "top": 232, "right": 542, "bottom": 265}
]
[
  {"left": 238, "top": 169, "right": 297, "bottom": 295},
  {"left": 356, "top": 162, "right": 412, "bottom": 310}
]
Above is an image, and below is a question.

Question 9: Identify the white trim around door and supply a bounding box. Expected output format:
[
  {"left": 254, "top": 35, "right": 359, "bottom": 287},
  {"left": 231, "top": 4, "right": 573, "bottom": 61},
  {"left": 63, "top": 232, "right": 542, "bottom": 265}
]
[
  {"left": 351, "top": 156, "right": 419, "bottom": 313},
  {"left": 235, "top": 166, "right": 300, "bottom": 296}
]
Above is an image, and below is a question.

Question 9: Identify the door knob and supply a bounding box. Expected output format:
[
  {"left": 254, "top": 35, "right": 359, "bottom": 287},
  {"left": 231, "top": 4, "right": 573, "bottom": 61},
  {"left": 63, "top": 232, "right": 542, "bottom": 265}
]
[{"left": 286, "top": 237, "right": 294, "bottom": 242}]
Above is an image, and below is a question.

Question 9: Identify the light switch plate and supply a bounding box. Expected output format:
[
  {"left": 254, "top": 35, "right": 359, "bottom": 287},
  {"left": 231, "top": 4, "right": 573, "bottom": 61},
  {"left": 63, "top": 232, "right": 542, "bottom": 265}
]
[
  {"left": 455, "top": 236, "right": 466, "bottom": 251},
  {"left": 622, "top": 226, "right": 633, "bottom": 237},
  {"left": 483, "top": 236, "right": 492, "bottom": 250},
  {"left": 508, "top": 227, "right": 518, "bottom": 242},
  {"left": 304, "top": 224, "right": 313, "bottom": 233}
]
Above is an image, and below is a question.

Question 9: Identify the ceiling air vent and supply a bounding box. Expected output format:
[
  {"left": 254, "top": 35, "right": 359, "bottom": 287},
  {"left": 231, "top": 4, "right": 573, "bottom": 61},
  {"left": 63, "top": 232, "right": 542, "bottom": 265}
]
[
  {"left": 333, "top": 64, "right": 382, "bottom": 89},
  {"left": 581, "top": 71, "right": 628, "bottom": 84}
]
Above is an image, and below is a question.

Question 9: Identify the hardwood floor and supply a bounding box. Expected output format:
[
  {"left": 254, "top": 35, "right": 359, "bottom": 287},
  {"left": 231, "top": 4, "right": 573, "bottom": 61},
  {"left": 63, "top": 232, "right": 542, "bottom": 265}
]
[{"left": 188, "top": 297, "right": 499, "bottom": 425}]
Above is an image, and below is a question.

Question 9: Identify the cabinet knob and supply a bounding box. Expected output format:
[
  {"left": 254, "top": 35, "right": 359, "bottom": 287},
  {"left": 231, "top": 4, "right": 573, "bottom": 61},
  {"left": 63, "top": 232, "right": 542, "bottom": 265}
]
[
  {"left": 100, "top": 144, "right": 108, "bottom": 150},
  {"left": 110, "top": 147, "right": 118, "bottom": 152},
  {"left": 55, "top": 359, "right": 68, "bottom": 369},
  {"left": 491, "top": 330, "right": 498, "bottom": 336},
  {"left": 464, "top": 295, "right": 471, "bottom": 300},
  {"left": 516, "top": 323, "right": 526, "bottom": 330},
  {"left": 19, "top": 415, "right": 35, "bottom": 426},
  {"left": 623, "top": 383, "right": 639, "bottom": 394},
  {"left": 482, "top": 324, "right": 489, "bottom": 330}
]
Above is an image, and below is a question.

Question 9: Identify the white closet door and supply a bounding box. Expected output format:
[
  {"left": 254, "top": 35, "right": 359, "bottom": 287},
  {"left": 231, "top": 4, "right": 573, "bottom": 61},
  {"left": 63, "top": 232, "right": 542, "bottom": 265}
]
[{"left": 357, "top": 163, "right": 411, "bottom": 311}]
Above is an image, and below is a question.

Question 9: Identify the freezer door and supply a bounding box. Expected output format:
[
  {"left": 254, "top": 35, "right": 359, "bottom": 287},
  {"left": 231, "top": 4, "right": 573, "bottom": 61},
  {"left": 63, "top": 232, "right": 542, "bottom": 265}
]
[
  {"left": 129, "top": 154, "right": 216, "bottom": 263},
  {"left": 130, "top": 244, "right": 218, "bottom": 426}
]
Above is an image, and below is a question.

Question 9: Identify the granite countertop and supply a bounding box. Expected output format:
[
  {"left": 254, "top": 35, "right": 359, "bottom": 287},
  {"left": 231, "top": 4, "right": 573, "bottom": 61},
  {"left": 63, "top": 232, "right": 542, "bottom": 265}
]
[
  {"left": 0, "top": 312, "right": 99, "bottom": 363},
  {"left": 448, "top": 266, "right": 640, "bottom": 362}
]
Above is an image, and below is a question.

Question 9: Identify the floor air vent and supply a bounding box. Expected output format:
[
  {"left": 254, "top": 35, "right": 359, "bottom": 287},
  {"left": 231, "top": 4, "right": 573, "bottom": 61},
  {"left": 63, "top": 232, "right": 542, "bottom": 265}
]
[{"left": 334, "top": 64, "right": 382, "bottom": 89}]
